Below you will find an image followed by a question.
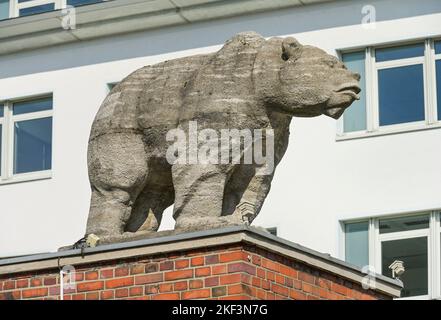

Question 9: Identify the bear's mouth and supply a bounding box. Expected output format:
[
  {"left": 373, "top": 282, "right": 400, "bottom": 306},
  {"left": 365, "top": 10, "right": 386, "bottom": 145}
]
[{"left": 335, "top": 84, "right": 361, "bottom": 100}]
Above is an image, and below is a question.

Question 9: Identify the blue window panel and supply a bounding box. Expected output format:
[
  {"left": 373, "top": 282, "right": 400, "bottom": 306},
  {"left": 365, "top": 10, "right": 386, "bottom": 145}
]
[
  {"left": 342, "top": 51, "right": 367, "bottom": 132},
  {"left": 19, "top": 3, "right": 54, "bottom": 16},
  {"left": 435, "top": 41, "right": 441, "bottom": 54},
  {"left": 378, "top": 64, "right": 425, "bottom": 126},
  {"left": 437, "top": 60, "right": 441, "bottom": 120},
  {"left": 0, "top": 104, "right": 3, "bottom": 117},
  {"left": 376, "top": 43, "right": 424, "bottom": 62},
  {"left": 0, "top": 0, "right": 9, "bottom": 20},
  {"left": 14, "top": 117, "right": 52, "bottom": 174},
  {"left": 345, "top": 221, "right": 369, "bottom": 268},
  {"left": 67, "top": 0, "right": 103, "bottom": 6},
  {"left": 13, "top": 97, "right": 52, "bottom": 115}
]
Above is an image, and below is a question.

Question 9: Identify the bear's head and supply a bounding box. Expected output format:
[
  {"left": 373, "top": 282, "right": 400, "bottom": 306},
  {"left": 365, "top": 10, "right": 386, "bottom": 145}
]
[{"left": 254, "top": 36, "right": 360, "bottom": 119}]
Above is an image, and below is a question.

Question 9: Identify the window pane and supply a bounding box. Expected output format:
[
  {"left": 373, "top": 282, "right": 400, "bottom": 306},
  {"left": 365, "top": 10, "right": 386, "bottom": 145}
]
[
  {"left": 19, "top": 3, "right": 55, "bottom": 17},
  {"left": 345, "top": 221, "right": 369, "bottom": 268},
  {"left": 382, "top": 237, "right": 428, "bottom": 297},
  {"left": 437, "top": 60, "right": 441, "bottom": 121},
  {"left": 435, "top": 41, "right": 441, "bottom": 54},
  {"left": 379, "top": 214, "right": 429, "bottom": 234},
  {"left": 378, "top": 64, "right": 425, "bottom": 126},
  {"left": 14, "top": 117, "right": 52, "bottom": 174},
  {"left": 0, "top": 104, "right": 3, "bottom": 117},
  {"left": 0, "top": 0, "right": 9, "bottom": 20},
  {"left": 375, "top": 43, "right": 424, "bottom": 62},
  {"left": 67, "top": 0, "right": 102, "bottom": 6},
  {"left": 13, "top": 97, "right": 52, "bottom": 115},
  {"left": 342, "top": 51, "right": 367, "bottom": 132}
]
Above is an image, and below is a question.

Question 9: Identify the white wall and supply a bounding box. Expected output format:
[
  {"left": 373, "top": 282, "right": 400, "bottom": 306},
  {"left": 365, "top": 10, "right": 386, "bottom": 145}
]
[{"left": 1, "top": 0, "right": 441, "bottom": 257}]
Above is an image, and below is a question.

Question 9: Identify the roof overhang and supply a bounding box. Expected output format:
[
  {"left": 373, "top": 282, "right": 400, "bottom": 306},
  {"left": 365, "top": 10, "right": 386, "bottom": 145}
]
[{"left": 0, "top": 0, "right": 337, "bottom": 56}]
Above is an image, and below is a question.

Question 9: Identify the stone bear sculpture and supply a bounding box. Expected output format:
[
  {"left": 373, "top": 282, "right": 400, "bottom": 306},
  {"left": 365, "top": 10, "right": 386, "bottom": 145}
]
[{"left": 86, "top": 32, "right": 360, "bottom": 242}]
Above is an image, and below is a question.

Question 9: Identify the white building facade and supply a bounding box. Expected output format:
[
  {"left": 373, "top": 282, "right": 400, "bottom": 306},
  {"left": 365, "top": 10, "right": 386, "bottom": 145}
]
[{"left": 0, "top": 0, "right": 440, "bottom": 299}]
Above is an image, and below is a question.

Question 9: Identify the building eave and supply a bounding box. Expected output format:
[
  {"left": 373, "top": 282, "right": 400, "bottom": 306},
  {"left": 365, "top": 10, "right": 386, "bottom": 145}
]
[{"left": 0, "top": 0, "right": 338, "bottom": 56}]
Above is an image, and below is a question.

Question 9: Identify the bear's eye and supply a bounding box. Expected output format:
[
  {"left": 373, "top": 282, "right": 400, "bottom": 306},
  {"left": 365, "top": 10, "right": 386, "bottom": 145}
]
[{"left": 325, "top": 60, "right": 336, "bottom": 68}]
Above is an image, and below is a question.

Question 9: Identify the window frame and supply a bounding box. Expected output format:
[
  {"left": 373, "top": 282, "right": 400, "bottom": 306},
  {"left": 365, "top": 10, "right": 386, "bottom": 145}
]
[
  {"left": 337, "top": 38, "right": 441, "bottom": 140},
  {"left": 0, "top": 94, "right": 53, "bottom": 185},
  {"left": 9, "top": 0, "right": 63, "bottom": 18},
  {"left": 341, "top": 210, "right": 441, "bottom": 300}
]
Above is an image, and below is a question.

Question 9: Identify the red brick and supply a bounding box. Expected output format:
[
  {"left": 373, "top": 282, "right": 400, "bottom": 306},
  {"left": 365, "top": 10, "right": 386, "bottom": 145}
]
[
  {"left": 106, "top": 277, "right": 134, "bottom": 289},
  {"left": 228, "top": 262, "right": 256, "bottom": 275},
  {"left": 0, "top": 291, "right": 21, "bottom": 300},
  {"left": 195, "top": 267, "right": 211, "bottom": 277},
  {"left": 257, "top": 268, "right": 265, "bottom": 279},
  {"left": 332, "top": 283, "right": 348, "bottom": 296},
  {"left": 251, "top": 255, "right": 262, "bottom": 266},
  {"left": 302, "top": 283, "right": 314, "bottom": 294},
  {"left": 319, "top": 288, "right": 330, "bottom": 299},
  {"left": 85, "top": 271, "right": 99, "bottom": 281},
  {"left": 30, "top": 278, "right": 41, "bottom": 287},
  {"left": 164, "top": 269, "right": 193, "bottom": 281},
  {"left": 17, "top": 279, "right": 29, "bottom": 288},
  {"left": 115, "top": 267, "right": 129, "bottom": 277},
  {"left": 43, "top": 277, "right": 57, "bottom": 286},
  {"left": 316, "top": 278, "right": 332, "bottom": 290},
  {"left": 145, "top": 285, "right": 159, "bottom": 295},
  {"left": 77, "top": 281, "right": 104, "bottom": 292},
  {"left": 130, "top": 265, "right": 145, "bottom": 275},
  {"left": 115, "top": 288, "right": 129, "bottom": 298},
  {"left": 100, "top": 269, "right": 114, "bottom": 279},
  {"left": 280, "top": 265, "right": 297, "bottom": 278},
  {"left": 100, "top": 290, "right": 114, "bottom": 300},
  {"left": 219, "top": 251, "right": 245, "bottom": 263},
  {"left": 204, "top": 276, "right": 219, "bottom": 287},
  {"left": 72, "top": 293, "right": 86, "bottom": 300},
  {"left": 228, "top": 284, "right": 251, "bottom": 295},
  {"left": 220, "top": 295, "right": 251, "bottom": 300},
  {"left": 293, "top": 280, "right": 302, "bottom": 290},
  {"left": 74, "top": 272, "right": 84, "bottom": 281},
  {"left": 272, "top": 283, "right": 289, "bottom": 297},
  {"left": 86, "top": 292, "right": 99, "bottom": 300},
  {"left": 290, "top": 289, "right": 307, "bottom": 300},
  {"left": 182, "top": 289, "right": 210, "bottom": 300},
  {"left": 159, "top": 283, "right": 173, "bottom": 293},
  {"left": 22, "top": 288, "right": 48, "bottom": 299},
  {"left": 252, "top": 276, "right": 261, "bottom": 287},
  {"left": 159, "top": 261, "right": 174, "bottom": 271},
  {"left": 205, "top": 255, "right": 219, "bottom": 265},
  {"left": 308, "top": 295, "right": 319, "bottom": 300},
  {"left": 212, "top": 286, "right": 227, "bottom": 297},
  {"left": 267, "top": 271, "right": 275, "bottom": 281},
  {"left": 191, "top": 257, "right": 204, "bottom": 266},
  {"left": 129, "top": 286, "right": 143, "bottom": 296},
  {"left": 262, "top": 259, "right": 279, "bottom": 272},
  {"left": 174, "top": 281, "right": 188, "bottom": 291},
  {"left": 189, "top": 280, "right": 203, "bottom": 289},
  {"left": 241, "top": 273, "right": 252, "bottom": 285},
  {"left": 275, "top": 274, "right": 285, "bottom": 285},
  {"left": 145, "top": 263, "right": 159, "bottom": 273},
  {"left": 256, "top": 288, "right": 266, "bottom": 300},
  {"left": 212, "top": 265, "right": 227, "bottom": 275},
  {"left": 135, "top": 273, "right": 163, "bottom": 285},
  {"left": 151, "top": 293, "right": 179, "bottom": 300},
  {"left": 220, "top": 273, "right": 241, "bottom": 285},
  {"left": 49, "top": 286, "right": 60, "bottom": 295},
  {"left": 262, "top": 280, "right": 270, "bottom": 290},
  {"left": 298, "top": 271, "right": 315, "bottom": 284},
  {"left": 175, "top": 259, "right": 189, "bottom": 269}
]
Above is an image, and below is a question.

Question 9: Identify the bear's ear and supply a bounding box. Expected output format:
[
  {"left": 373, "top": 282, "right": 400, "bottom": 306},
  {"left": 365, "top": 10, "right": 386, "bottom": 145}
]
[{"left": 281, "top": 37, "right": 302, "bottom": 61}]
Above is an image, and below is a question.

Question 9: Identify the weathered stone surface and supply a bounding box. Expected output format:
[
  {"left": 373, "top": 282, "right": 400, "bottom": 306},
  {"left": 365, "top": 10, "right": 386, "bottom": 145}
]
[{"left": 86, "top": 31, "right": 360, "bottom": 243}]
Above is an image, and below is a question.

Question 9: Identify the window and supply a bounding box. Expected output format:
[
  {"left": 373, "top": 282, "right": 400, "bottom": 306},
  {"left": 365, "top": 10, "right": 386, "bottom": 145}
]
[
  {"left": 339, "top": 39, "right": 441, "bottom": 138},
  {"left": 343, "top": 211, "right": 441, "bottom": 299},
  {"left": 0, "top": 96, "right": 53, "bottom": 184},
  {"left": 8, "top": 0, "right": 104, "bottom": 18}
]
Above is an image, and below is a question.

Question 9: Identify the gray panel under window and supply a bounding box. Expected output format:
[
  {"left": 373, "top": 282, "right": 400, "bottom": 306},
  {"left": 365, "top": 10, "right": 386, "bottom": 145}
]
[
  {"left": 19, "top": 3, "right": 55, "bottom": 17},
  {"left": 375, "top": 43, "right": 424, "bottom": 62},
  {"left": 379, "top": 214, "right": 429, "bottom": 234},
  {"left": 14, "top": 117, "right": 52, "bottom": 174},
  {"left": 378, "top": 64, "right": 425, "bottom": 126},
  {"left": 382, "top": 237, "right": 428, "bottom": 297},
  {"left": 342, "top": 51, "right": 367, "bottom": 132},
  {"left": 0, "top": 0, "right": 9, "bottom": 20},
  {"left": 345, "top": 221, "right": 369, "bottom": 268},
  {"left": 13, "top": 97, "right": 52, "bottom": 115}
]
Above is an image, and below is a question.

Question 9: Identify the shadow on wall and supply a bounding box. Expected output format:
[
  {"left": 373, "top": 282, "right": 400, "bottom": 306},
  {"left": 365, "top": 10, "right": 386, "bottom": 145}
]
[{"left": 0, "top": 0, "right": 440, "bottom": 79}]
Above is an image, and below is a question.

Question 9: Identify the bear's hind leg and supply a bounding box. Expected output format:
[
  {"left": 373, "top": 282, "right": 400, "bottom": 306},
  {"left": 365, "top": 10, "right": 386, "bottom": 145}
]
[{"left": 86, "top": 133, "right": 149, "bottom": 240}]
